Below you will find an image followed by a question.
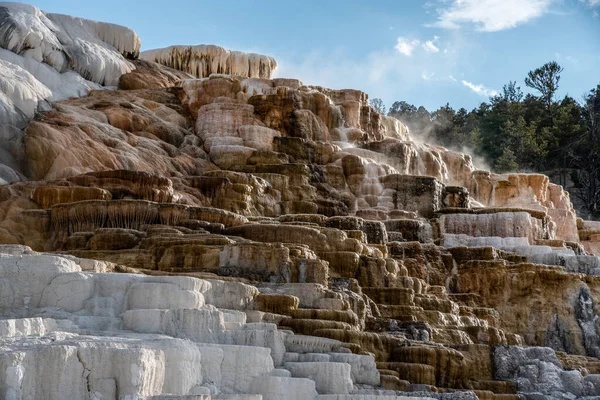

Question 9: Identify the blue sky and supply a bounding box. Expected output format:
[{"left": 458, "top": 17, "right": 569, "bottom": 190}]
[{"left": 27, "top": 0, "right": 600, "bottom": 111}]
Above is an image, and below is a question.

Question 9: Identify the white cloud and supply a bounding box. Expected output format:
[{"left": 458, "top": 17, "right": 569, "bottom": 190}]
[
  {"left": 555, "top": 52, "right": 579, "bottom": 64},
  {"left": 429, "top": 0, "right": 553, "bottom": 32},
  {"left": 421, "top": 71, "right": 435, "bottom": 80},
  {"left": 461, "top": 80, "right": 498, "bottom": 97},
  {"left": 421, "top": 72, "right": 463, "bottom": 83},
  {"left": 395, "top": 37, "right": 420, "bottom": 56},
  {"left": 422, "top": 36, "right": 440, "bottom": 53},
  {"left": 396, "top": 36, "right": 442, "bottom": 56}
]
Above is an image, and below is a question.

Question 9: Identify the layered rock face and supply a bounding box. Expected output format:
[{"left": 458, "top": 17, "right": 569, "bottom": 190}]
[{"left": 2, "top": 5, "right": 600, "bottom": 400}]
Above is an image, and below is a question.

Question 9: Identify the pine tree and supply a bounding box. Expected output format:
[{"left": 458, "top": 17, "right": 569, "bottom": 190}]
[{"left": 495, "top": 147, "right": 519, "bottom": 172}]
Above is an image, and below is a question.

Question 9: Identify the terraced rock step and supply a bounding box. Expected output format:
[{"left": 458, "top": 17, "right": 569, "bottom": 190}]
[{"left": 1, "top": 4, "right": 599, "bottom": 399}]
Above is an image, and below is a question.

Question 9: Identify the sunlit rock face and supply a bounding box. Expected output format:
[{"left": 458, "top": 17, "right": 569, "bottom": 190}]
[
  {"left": 0, "top": 2, "right": 141, "bottom": 112},
  {"left": 22, "top": 89, "right": 214, "bottom": 182},
  {"left": 2, "top": 6, "right": 600, "bottom": 400},
  {"left": 118, "top": 59, "right": 194, "bottom": 90},
  {"left": 470, "top": 171, "right": 579, "bottom": 242},
  {"left": 141, "top": 44, "right": 278, "bottom": 79},
  {"left": 0, "top": 2, "right": 141, "bottom": 184}
]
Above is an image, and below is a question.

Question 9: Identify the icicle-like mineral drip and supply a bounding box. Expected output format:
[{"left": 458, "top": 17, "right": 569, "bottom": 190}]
[{"left": 141, "top": 45, "right": 277, "bottom": 79}]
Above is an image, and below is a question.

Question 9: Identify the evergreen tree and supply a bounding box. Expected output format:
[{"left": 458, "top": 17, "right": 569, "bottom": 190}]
[
  {"left": 569, "top": 85, "right": 600, "bottom": 219},
  {"left": 525, "top": 61, "right": 564, "bottom": 109},
  {"left": 495, "top": 147, "right": 519, "bottom": 172}
]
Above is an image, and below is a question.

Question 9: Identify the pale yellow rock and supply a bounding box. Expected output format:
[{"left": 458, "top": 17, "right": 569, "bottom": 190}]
[{"left": 141, "top": 45, "right": 277, "bottom": 79}]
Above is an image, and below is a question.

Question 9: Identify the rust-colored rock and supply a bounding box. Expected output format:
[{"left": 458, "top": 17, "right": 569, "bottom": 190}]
[
  {"left": 32, "top": 186, "right": 112, "bottom": 208},
  {"left": 118, "top": 59, "right": 194, "bottom": 90}
]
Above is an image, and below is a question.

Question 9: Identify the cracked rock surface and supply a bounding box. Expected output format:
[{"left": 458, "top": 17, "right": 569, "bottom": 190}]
[{"left": 1, "top": 4, "right": 600, "bottom": 400}]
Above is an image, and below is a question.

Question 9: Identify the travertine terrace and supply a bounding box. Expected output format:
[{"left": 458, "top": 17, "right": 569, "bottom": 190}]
[{"left": 1, "top": 3, "right": 600, "bottom": 400}]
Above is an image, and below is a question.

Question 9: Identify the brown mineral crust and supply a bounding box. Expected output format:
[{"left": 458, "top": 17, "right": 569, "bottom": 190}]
[
  {"left": 376, "top": 362, "right": 437, "bottom": 386},
  {"left": 118, "top": 59, "right": 194, "bottom": 90},
  {"left": 307, "top": 86, "right": 409, "bottom": 143},
  {"left": 321, "top": 251, "right": 361, "bottom": 278},
  {"left": 470, "top": 171, "right": 579, "bottom": 242},
  {"left": 195, "top": 170, "right": 282, "bottom": 217},
  {"left": 391, "top": 345, "right": 467, "bottom": 388},
  {"left": 255, "top": 293, "right": 300, "bottom": 314},
  {"left": 32, "top": 186, "right": 112, "bottom": 208},
  {"left": 437, "top": 206, "right": 548, "bottom": 220},
  {"left": 556, "top": 352, "right": 600, "bottom": 374},
  {"left": 158, "top": 203, "right": 189, "bottom": 226},
  {"left": 224, "top": 224, "right": 327, "bottom": 250},
  {"left": 23, "top": 89, "right": 214, "bottom": 182},
  {"left": 0, "top": 207, "right": 49, "bottom": 249},
  {"left": 153, "top": 243, "right": 222, "bottom": 273},
  {"left": 387, "top": 241, "right": 454, "bottom": 287},
  {"left": 323, "top": 216, "right": 387, "bottom": 245},
  {"left": 452, "top": 260, "right": 600, "bottom": 354},
  {"left": 313, "top": 328, "right": 405, "bottom": 361},
  {"left": 67, "top": 170, "right": 176, "bottom": 202},
  {"left": 385, "top": 219, "right": 430, "bottom": 242},
  {"left": 287, "top": 309, "right": 360, "bottom": 328},
  {"left": 88, "top": 228, "right": 145, "bottom": 250},
  {"left": 279, "top": 318, "right": 355, "bottom": 335},
  {"left": 180, "top": 77, "right": 244, "bottom": 119},
  {"left": 187, "top": 206, "right": 248, "bottom": 227},
  {"left": 51, "top": 200, "right": 109, "bottom": 235},
  {"left": 248, "top": 87, "right": 340, "bottom": 136},
  {"left": 380, "top": 174, "right": 444, "bottom": 218},
  {"left": 1, "top": 55, "right": 600, "bottom": 398},
  {"left": 379, "top": 374, "right": 411, "bottom": 391}
]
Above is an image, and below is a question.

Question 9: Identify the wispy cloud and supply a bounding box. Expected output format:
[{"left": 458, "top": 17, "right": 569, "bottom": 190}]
[
  {"left": 274, "top": 31, "right": 464, "bottom": 110},
  {"left": 555, "top": 52, "right": 579, "bottom": 64},
  {"left": 422, "top": 36, "right": 440, "bottom": 53},
  {"left": 420, "top": 71, "right": 464, "bottom": 84},
  {"left": 421, "top": 70, "right": 435, "bottom": 80},
  {"left": 395, "top": 37, "right": 420, "bottom": 56},
  {"left": 581, "top": 0, "right": 600, "bottom": 7},
  {"left": 273, "top": 39, "right": 461, "bottom": 110},
  {"left": 396, "top": 35, "right": 443, "bottom": 56},
  {"left": 428, "top": 0, "right": 553, "bottom": 32},
  {"left": 461, "top": 80, "right": 498, "bottom": 97},
  {"left": 582, "top": 0, "right": 600, "bottom": 16}
]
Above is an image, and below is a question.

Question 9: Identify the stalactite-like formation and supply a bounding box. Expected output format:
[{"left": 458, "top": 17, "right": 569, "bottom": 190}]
[
  {"left": 141, "top": 44, "right": 277, "bottom": 79},
  {"left": 158, "top": 203, "right": 189, "bottom": 226},
  {"left": 107, "top": 200, "right": 159, "bottom": 230}
]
